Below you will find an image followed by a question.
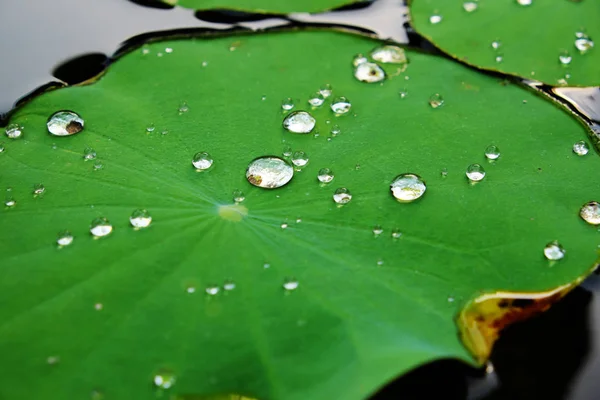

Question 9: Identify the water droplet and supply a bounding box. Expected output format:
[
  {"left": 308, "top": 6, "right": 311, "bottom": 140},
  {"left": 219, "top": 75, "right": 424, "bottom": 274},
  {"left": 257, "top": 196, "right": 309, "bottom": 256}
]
[
  {"left": 491, "top": 40, "right": 502, "bottom": 50},
  {"left": 580, "top": 201, "right": 600, "bottom": 225},
  {"left": 391, "top": 229, "right": 402, "bottom": 239},
  {"left": 223, "top": 280, "right": 236, "bottom": 291},
  {"left": 559, "top": 50, "right": 572, "bottom": 65},
  {"left": 192, "top": 152, "right": 214, "bottom": 170},
  {"left": 283, "top": 111, "right": 316, "bottom": 134},
  {"left": 516, "top": 0, "right": 532, "bottom": 5},
  {"left": 354, "top": 62, "right": 386, "bottom": 83},
  {"left": 0, "top": 143, "right": 4, "bottom": 153},
  {"left": 317, "top": 168, "right": 334, "bottom": 183},
  {"left": 94, "top": 303, "right": 103, "bottom": 310},
  {"left": 495, "top": 54, "right": 504, "bottom": 63},
  {"left": 280, "top": 222, "right": 289, "bottom": 229},
  {"left": 281, "top": 98, "right": 294, "bottom": 111},
  {"left": 283, "top": 278, "right": 299, "bottom": 291},
  {"left": 544, "top": 241, "right": 565, "bottom": 261},
  {"left": 83, "top": 147, "right": 96, "bottom": 160},
  {"left": 141, "top": 45, "right": 150, "bottom": 55},
  {"left": 91, "top": 389, "right": 104, "bottom": 400},
  {"left": 291, "top": 151, "right": 309, "bottom": 167},
  {"left": 202, "top": 61, "right": 208, "bottom": 67},
  {"left": 47, "top": 356, "right": 60, "bottom": 365},
  {"left": 232, "top": 189, "right": 245, "bottom": 203},
  {"left": 319, "top": 84, "right": 333, "bottom": 98},
  {"left": 93, "top": 161, "right": 104, "bottom": 171},
  {"left": 371, "top": 45, "right": 407, "bottom": 64},
  {"left": 165, "top": 47, "right": 173, "bottom": 54},
  {"left": 130, "top": 209, "right": 152, "bottom": 228},
  {"left": 441, "top": 168, "right": 448, "bottom": 177},
  {"left": 573, "top": 140, "right": 589, "bottom": 156},
  {"left": 376, "top": 259, "right": 384, "bottom": 266},
  {"left": 399, "top": 89, "right": 408, "bottom": 99},
  {"left": 352, "top": 53, "right": 368, "bottom": 66},
  {"left": 5, "top": 123, "right": 23, "bottom": 139},
  {"left": 331, "top": 97, "right": 352, "bottom": 115},
  {"left": 205, "top": 285, "right": 219, "bottom": 295},
  {"left": 153, "top": 369, "right": 176, "bottom": 389},
  {"left": 4, "top": 196, "right": 15, "bottom": 207},
  {"left": 295, "top": 217, "right": 302, "bottom": 223},
  {"left": 33, "top": 183, "right": 45, "bottom": 196},
  {"left": 56, "top": 230, "right": 74, "bottom": 247},
  {"left": 90, "top": 217, "right": 113, "bottom": 237},
  {"left": 463, "top": 1, "right": 478, "bottom": 12},
  {"left": 186, "top": 286, "right": 196, "bottom": 294},
  {"left": 330, "top": 125, "right": 341, "bottom": 136},
  {"left": 390, "top": 173, "right": 427, "bottom": 202},
  {"left": 373, "top": 225, "right": 383, "bottom": 236},
  {"left": 47, "top": 111, "right": 84, "bottom": 136},
  {"left": 146, "top": 123, "right": 155, "bottom": 133},
  {"left": 246, "top": 156, "right": 294, "bottom": 188},
  {"left": 178, "top": 101, "right": 189, "bottom": 114},
  {"left": 574, "top": 34, "right": 594, "bottom": 54},
  {"left": 428, "top": 93, "right": 444, "bottom": 109},
  {"left": 307, "top": 92, "right": 325, "bottom": 107},
  {"left": 429, "top": 13, "right": 442, "bottom": 24},
  {"left": 466, "top": 164, "right": 486, "bottom": 182},
  {"left": 485, "top": 145, "right": 501, "bottom": 160},
  {"left": 263, "top": 262, "right": 271, "bottom": 269},
  {"left": 282, "top": 145, "right": 292, "bottom": 157},
  {"left": 333, "top": 188, "right": 352, "bottom": 204}
]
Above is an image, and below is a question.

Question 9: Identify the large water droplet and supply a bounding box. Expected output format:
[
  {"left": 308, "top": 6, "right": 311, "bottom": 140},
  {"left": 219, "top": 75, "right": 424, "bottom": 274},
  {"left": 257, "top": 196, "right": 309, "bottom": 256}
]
[
  {"left": 83, "top": 147, "right": 97, "bottom": 160},
  {"left": 333, "top": 188, "right": 352, "bottom": 204},
  {"left": 429, "top": 94, "right": 444, "bottom": 109},
  {"left": 153, "top": 369, "right": 176, "bottom": 389},
  {"left": 33, "top": 183, "right": 45, "bottom": 196},
  {"left": 580, "top": 201, "right": 600, "bottom": 225},
  {"left": 291, "top": 151, "right": 309, "bottom": 167},
  {"left": 47, "top": 111, "right": 84, "bottom": 136},
  {"left": 371, "top": 45, "right": 407, "bottom": 64},
  {"left": 485, "top": 145, "right": 501, "bottom": 160},
  {"left": 463, "top": 1, "right": 478, "bottom": 12},
  {"left": 331, "top": 97, "right": 352, "bottom": 115},
  {"left": 352, "top": 53, "right": 368, "bottom": 66},
  {"left": 390, "top": 173, "right": 427, "bottom": 202},
  {"left": 192, "top": 152, "right": 214, "bottom": 170},
  {"left": 573, "top": 140, "right": 589, "bottom": 156},
  {"left": 544, "top": 241, "right": 565, "bottom": 261},
  {"left": 56, "top": 230, "right": 74, "bottom": 247},
  {"left": 429, "top": 13, "right": 442, "bottom": 24},
  {"left": 308, "top": 92, "right": 325, "bottom": 107},
  {"left": 232, "top": 189, "right": 245, "bottom": 203},
  {"left": 575, "top": 34, "right": 594, "bottom": 54},
  {"left": 559, "top": 50, "right": 572, "bottom": 65},
  {"left": 5, "top": 123, "right": 23, "bottom": 139},
  {"left": 281, "top": 98, "right": 294, "bottom": 111},
  {"left": 466, "top": 164, "right": 486, "bottom": 182},
  {"left": 354, "top": 62, "right": 386, "bottom": 83},
  {"left": 90, "top": 217, "right": 113, "bottom": 237},
  {"left": 246, "top": 156, "right": 294, "bottom": 189},
  {"left": 283, "top": 278, "right": 299, "bottom": 291},
  {"left": 130, "top": 209, "right": 152, "bottom": 228},
  {"left": 205, "top": 285, "right": 219, "bottom": 295},
  {"left": 283, "top": 111, "right": 316, "bottom": 134},
  {"left": 319, "top": 84, "right": 333, "bottom": 98},
  {"left": 318, "top": 168, "right": 334, "bottom": 183}
]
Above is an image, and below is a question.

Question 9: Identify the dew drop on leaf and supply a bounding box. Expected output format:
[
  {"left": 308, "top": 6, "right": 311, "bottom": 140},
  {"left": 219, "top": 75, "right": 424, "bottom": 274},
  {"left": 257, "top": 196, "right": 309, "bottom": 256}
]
[
  {"left": 391, "top": 229, "right": 402, "bottom": 239},
  {"left": 377, "top": 259, "right": 384, "bottom": 266},
  {"left": 559, "top": 50, "right": 572, "bottom": 65},
  {"left": 33, "top": 183, "right": 45, "bottom": 196},
  {"left": 246, "top": 156, "right": 294, "bottom": 189},
  {"left": 4, "top": 196, "right": 16, "bottom": 208},
  {"left": 283, "top": 111, "right": 316, "bottom": 134},
  {"left": 331, "top": 125, "right": 341, "bottom": 136},
  {"left": 281, "top": 98, "right": 294, "bottom": 111},
  {"left": 373, "top": 225, "right": 383, "bottom": 236},
  {"left": 354, "top": 62, "right": 386, "bottom": 83},
  {"left": 331, "top": 96, "right": 352, "bottom": 115},
  {"left": 186, "top": 286, "right": 196, "bottom": 294},
  {"left": 495, "top": 54, "right": 504, "bottom": 63},
  {"left": 428, "top": 93, "right": 444, "bottom": 109},
  {"left": 93, "top": 161, "right": 104, "bottom": 171},
  {"left": 399, "top": 89, "right": 408, "bottom": 99},
  {"left": 352, "top": 54, "right": 368, "bottom": 67},
  {"left": 429, "top": 13, "right": 442, "bottom": 24},
  {"left": 46, "top": 356, "right": 60, "bottom": 365},
  {"left": 573, "top": 140, "right": 589, "bottom": 156},
  {"left": 308, "top": 92, "right": 325, "bottom": 107},
  {"left": 232, "top": 189, "right": 245, "bottom": 203},
  {"left": 83, "top": 147, "right": 96, "bottom": 160},
  {"left": 56, "top": 230, "right": 74, "bottom": 247},
  {"left": 484, "top": 145, "right": 501, "bottom": 160},
  {"left": 574, "top": 34, "right": 594, "bottom": 54},
  {"left": 463, "top": 1, "right": 478, "bottom": 12},
  {"left": 544, "top": 241, "right": 565, "bottom": 261},
  {"left": 516, "top": 0, "right": 532, "bottom": 6},
  {"left": 192, "top": 152, "right": 213, "bottom": 170},
  {"left": 283, "top": 278, "right": 299, "bottom": 291},
  {"left": 281, "top": 222, "right": 289, "bottom": 229},
  {"left": 178, "top": 101, "right": 189, "bottom": 114},
  {"left": 441, "top": 168, "right": 448, "bottom": 177},
  {"left": 47, "top": 111, "right": 84, "bottom": 136},
  {"left": 491, "top": 40, "right": 502, "bottom": 50},
  {"left": 205, "top": 285, "right": 219, "bottom": 295},
  {"left": 466, "top": 164, "right": 486, "bottom": 182},
  {"left": 333, "top": 188, "right": 352, "bottom": 204},
  {"left": 390, "top": 173, "right": 427, "bottom": 202},
  {"left": 291, "top": 151, "right": 309, "bottom": 167},
  {"left": 579, "top": 201, "right": 600, "bottom": 225},
  {"left": 5, "top": 123, "right": 23, "bottom": 139},
  {"left": 371, "top": 45, "right": 407, "bottom": 64},
  {"left": 153, "top": 369, "right": 176, "bottom": 389},
  {"left": 319, "top": 84, "right": 332, "bottom": 98},
  {"left": 223, "top": 280, "right": 236, "bottom": 291},
  {"left": 90, "top": 217, "right": 113, "bottom": 238},
  {"left": 146, "top": 123, "right": 155, "bottom": 133},
  {"left": 130, "top": 209, "right": 152, "bottom": 229},
  {"left": 318, "top": 168, "right": 334, "bottom": 183},
  {"left": 0, "top": 142, "right": 4, "bottom": 153},
  {"left": 94, "top": 303, "right": 103, "bottom": 311},
  {"left": 282, "top": 145, "right": 292, "bottom": 157}
]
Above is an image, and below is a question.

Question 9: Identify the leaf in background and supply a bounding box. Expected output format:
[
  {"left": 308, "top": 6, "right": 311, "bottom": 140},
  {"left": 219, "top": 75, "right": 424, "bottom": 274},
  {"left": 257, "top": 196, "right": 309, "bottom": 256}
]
[
  {"left": 163, "top": 0, "right": 361, "bottom": 13},
  {"left": 0, "top": 30, "right": 598, "bottom": 400},
  {"left": 409, "top": 0, "right": 600, "bottom": 87}
]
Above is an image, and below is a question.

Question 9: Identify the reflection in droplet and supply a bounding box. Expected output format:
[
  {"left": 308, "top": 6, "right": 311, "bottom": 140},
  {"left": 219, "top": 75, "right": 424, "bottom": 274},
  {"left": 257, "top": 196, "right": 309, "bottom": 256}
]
[
  {"left": 283, "top": 111, "right": 316, "bottom": 134},
  {"left": 352, "top": 54, "right": 368, "bottom": 67},
  {"left": 130, "top": 209, "right": 152, "bottom": 228},
  {"left": 205, "top": 285, "right": 219, "bottom": 295},
  {"left": 429, "top": 94, "right": 444, "bottom": 109},
  {"left": 466, "top": 164, "right": 486, "bottom": 182},
  {"left": 371, "top": 45, "right": 407, "bottom": 64},
  {"left": 485, "top": 145, "right": 501, "bottom": 160},
  {"left": 333, "top": 188, "right": 352, "bottom": 204},
  {"left": 373, "top": 225, "right": 383, "bottom": 236},
  {"left": 308, "top": 92, "right": 325, "bottom": 107},
  {"left": 390, "top": 173, "right": 427, "bottom": 202},
  {"left": 192, "top": 152, "right": 214, "bottom": 170},
  {"left": 331, "top": 97, "right": 352, "bottom": 115},
  {"left": 33, "top": 183, "right": 45, "bottom": 196},
  {"left": 83, "top": 147, "right": 96, "bottom": 160},
  {"left": 47, "top": 111, "right": 84, "bottom": 136},
  {"left": 283, "top": 278, "right": 299, "bottom": 291},
  {"left": 246, "top": 156, "right": 294, "bottom": 189},
  {"left": 56, "top": 230, "right": 74, "bottom": 247},
  {"left": 319, "top": 84, "right": 333, "bottom": 98},
  {"left": 291, "top": 151, "right": 309, "bottom": 167},
  {"left": 90, "top": 217, "right": 113, "bottom": 237},
  {"left": 5, "top": 123, "right": 23, "bottom": 139},
  {"left": 463, "top": 1, "right": 478, "bottom": 12},
  {"left": 573, "top": 140, "right": 589, "bottom": 156},
  {"left": 153, "top": 369, "right": 176, "bottom": 389},
  {"left": 580, "top": 201, "right": 600, "bottom": 225},
  {"left": 318, "top": 168, "right": 334, "bottom": 183},
  {"left": 429, "top": 13, "right": 442, "bottom": 24},
  {"left": 559, "top": 50, "right": 572, "bottom": 65},
  {"left": 281, "top": 98, "right": 294, "bottom": 111},
  {"left": 233, "top": 189, "right": 245, "bottom": 203},
  {"left": 544, "top": 241, "right": 565, "bottom": 261},
  {"left": 354, "top": 62, "right": 386, "bottom": 83}
]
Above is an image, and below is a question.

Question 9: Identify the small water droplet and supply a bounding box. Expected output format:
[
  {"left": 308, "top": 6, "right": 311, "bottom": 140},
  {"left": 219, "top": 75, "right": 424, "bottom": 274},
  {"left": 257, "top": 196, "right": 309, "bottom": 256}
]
[
  {"left": 333, "top": 188, "right": 352, "bottom": 204},
  {"left": 93, "top": 161, "right": 103, "bottom": 170},
  {"left": 296, "top": 217, "right": 302, "bottom": 223},
  {"left": 192, "top": 152, "right": 213, "bottom": 170},
  {"left": 495, "top": 54, "right": 504, "bottom": 63},
  {"left": 373, "top": 225, "right": 383, "bottom": 236},
  {"left": 157, "top": 52, "right": 163, "bottom": 57},
  {"left": 246, "top": 156, "right": 294, "bottom": 188},
  {"left": 399, "top": 89, "right": 408, "bottom": 98},
  {"left": 283, "top": 278, "right": 299, "bottom": 291},
  {"left": 485, "top": 145, "right": 501, "bottom": 160},
  {"left": 371, "top": 45, "right": 407, "bottom": 64},
  {"left": 47, "top": 111, "right": 84, "bottom": 136},
  {"left": 47, "top": 356, "right": 60, "bottom": 365},
  {"left": 429, "top": 13, "right": 442, "bottom": 24},
  {"left": 33, "top": 183, "right": 45, "bottom": 196},
  {"left": 205, "top": 285, "right": 219, "bottom": 295},
  {"left": 283, "top": 111, "right": 316, "bottom": 134},
  {"left": 391, "top": 229, "right": 402, "bottom": 239},
  {"left": 354, "top": 62, "right": 386, "bottom": 83},
  {"left": 130, "top": 209, "right": 152, "bottom": 228},
  {"left": 202, "top": 61, "right": 208, "bottom": 67},
  {"left": 291, "top": 151, "right": 309, "bottom": 167},
  {"left": 573, "top": 140, "right": 589, "bottom": 156},
  {"left": 280, "top": 222, "right": 288, "bottom": 229},
  {"left": 90, "top": 217, "right": 113, "bottom": 237},
  {"left": 146, "top": 123, "right": 155, "bottom": 133},
  {"left": 352, "top": 53, "right": 368, "bottom": 66},
  {"left": 4, "top": 196, "right": 16, "bottom": 208},
  {"left": 447, "top": 296, "right": 455, "bottom": 303},
  {"left": 91, "top": 389, "right": 104, "bottom": 400},
  {"left": 232, "top": 189, "right": 245, "bottom": 203},
  {"left": 282, "top": 145, "right": 292, "bottom": 157},
  {"left": 376, "top": 259, "right": 384, "bottom": 266},
  {"left": 165, "top": 47, "right": 173, "bottom": 54},
  {"left": 580, "top": 201, "right": 600, "bottom": 225},
  {"left": 331, "top": 96, "right": 352, "bottom": 115},
  {"left": 441, "top": 168, "right": 448, "bottom": 177},
  {"left": 5, "top": 123, "right": 23, "bottom": 139},
  {"left": 0, "top": 142, "right": 4, "bottom": 153},
  {"left": 516, "top": 0, "right": 532, "bottom": 5},
  {"left": 544, "top": 241, "right": 565, "bottom": 261},
  {"left": 319, "top": 84, "right": 332, "bottom": 98},
  {"left": 308, "top": 92, "right": 325, "bottom": 107},
  {"left": 153, "top": 369, "right": 176, "bottom": 389},
  {"left": 94, "top": 303, "right": 103, "bottom": 310},
  {"left": 491, "top": 40, "right": 502, "bottom": 50},
  {"left": 178, "top": 101, "right": 189, "bottom": 114},
  {"left": 56, "top": 230, "right": 74, "bottom": 246},
  {"left": 390, "top": 173, "right": 427, "bottom": 202},
  {"left": 83, "top": 147, "right": 96, "bottom": 160},
  {"left": 466, "top": 164, "right": 486, "bottom": 182},
  {"left": 141, "top": 45, "right": 150, "bottom": 55},
  {"left": 186, "top": 286, "right": 196, "bottom": 294},
  {"left": 428, "top": 93, "right": 444, "bottom": 109},
  {"left": 263, "top": 262, "right": 271, "bottom": 269},
  {"left": 330, "top": 125, "right": 341, "bottom": 136},
  {"left": 463, "top": 1, "right": 478, "bottom": 12},
  {"left": 318, "top": 168, "right": 334, "bottom": 183},
  {"left": 574, "top": 34, "right": 594, "bottom": 54},
  {"left": 559, "top": 50, "right": 572, "bottom": 65},
  {"left": 223, "top": 280, "right": 236, "bottom": 291},
  {"left": 281, "top": 98, "right": 294, "bottom": 111}
]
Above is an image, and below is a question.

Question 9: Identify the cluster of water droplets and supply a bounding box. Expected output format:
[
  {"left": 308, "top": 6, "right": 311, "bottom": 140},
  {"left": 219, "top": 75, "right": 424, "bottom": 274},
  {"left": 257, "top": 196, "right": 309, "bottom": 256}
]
[{"left": 352, "top": 45, "right": 408, "bottom": 84}]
